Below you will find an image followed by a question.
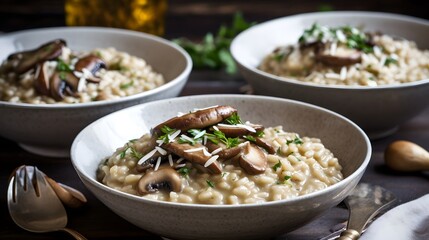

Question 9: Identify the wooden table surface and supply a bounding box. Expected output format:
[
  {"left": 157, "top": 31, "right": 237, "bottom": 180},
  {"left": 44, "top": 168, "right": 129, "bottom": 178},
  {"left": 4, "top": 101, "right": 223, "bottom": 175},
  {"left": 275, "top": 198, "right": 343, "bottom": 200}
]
[{"left": 1, "top": 1, "right": 429, "bottom": 239}]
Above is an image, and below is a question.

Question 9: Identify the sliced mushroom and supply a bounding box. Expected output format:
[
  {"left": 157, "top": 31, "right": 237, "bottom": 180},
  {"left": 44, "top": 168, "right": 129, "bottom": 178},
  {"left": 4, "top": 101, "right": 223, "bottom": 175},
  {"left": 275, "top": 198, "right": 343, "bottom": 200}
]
[
  {"left": 74, "top": 54, "right": 106, "bottom": 83},
  {"left": 205, "top": 141, "right": 242, "bottom": 160},
  {"left": 214, "top": 123, "right": 264, "bottom": 137},
  {"left": 316, "top": 42, "right": 362, "bottom": 67},
  {"left": 34, "top": 62, "right": 50, "bottom": 95},
  {"left": 163, "top": 141, "right": 222, "bottom": 174},
  {"left": 137, "top": 167, "right": 182, "bottom": 194},
  {"left": 49, "top": 72, "right": 67, "bottom": 101},
  {"left": 239, "top": 142, "right": 267, "bottom": 175},
  {"left": 152, "top": 106, "right": 237, "bottom": 136},
  {"left": 254, "top": 137, "right": 276, "bottom": 154},
  {"left": 1, "top": 39, "right": 66, "bottom": 75},
  {"left": 45, "top": 176, "right": 87, "bottom": 208}
]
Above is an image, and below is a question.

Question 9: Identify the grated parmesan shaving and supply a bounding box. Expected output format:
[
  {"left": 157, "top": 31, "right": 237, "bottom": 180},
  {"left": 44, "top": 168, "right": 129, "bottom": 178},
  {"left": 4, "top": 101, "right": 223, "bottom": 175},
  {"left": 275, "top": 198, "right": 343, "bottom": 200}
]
[
  {"left": 154, "top": 156, "right": 161, "bottom": 171},
  {"left": 168, "top": 154, "right": 173, "bottom": 166},
  {"left": 155, "top": 146, "right": 167, "bottom": 155},
  {"left": 211, "top": 147, "right": 222, "bottom": 155},
  {"left": 204, "top": 155, "right": 219, "bottom": 167},
  {"left": 184, "top": 147, "right": 205, "bottom": 153},
  {"left": 137, "top": 149, "right": 157, "bottom": 165}
]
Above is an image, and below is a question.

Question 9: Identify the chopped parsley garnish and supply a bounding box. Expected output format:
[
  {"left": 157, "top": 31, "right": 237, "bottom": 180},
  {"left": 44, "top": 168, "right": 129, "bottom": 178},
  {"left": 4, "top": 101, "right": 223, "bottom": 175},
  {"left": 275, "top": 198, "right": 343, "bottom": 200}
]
[
  {"left": 56, "top": 59, "right": 73, "bottom": 72},
  {"left": 299, "top": 23, "right": 373, "bottom": 53},
  {"left": 273, "top": 160, "right": 282, "bottom": 171},
  {"left": 287, "top": 136, "right": 303, "bottom": 145},
  {"left": 225, "top": 112, "right": 242, "bottom": 125},
  {"left": 178, "top": 135, "right": 196, "bottom": 145},
  {"left": 177, "top": 167, "right": 190, "bottom": 177},
  {"left": 256, "top": 131, "right": 264, "bottom": 137},
  {"left": 59, "top": 71, "right": 67, "bottom": 80},
  {"left": 119, "top": 147, "right": 128, "bottom": 159},
  {"left": 273, "top": 52, "right": 285, "bottom": 62},
  {"left": 277, "top": 175, "right": 292, "bottom": 185},
  {"left": 158, "top": 125, "right": 178, "bottom": 143},
  {"left": 120, "top": 80, "right": 134, "bottom": 89},
  {"left": 243, "top": 135, "right": 256, "bottom": 142},
  {"left": 130, "top": 147, "right": 143, "bottom": 159},
  {"left": 384, "top": 57, "right": 398, "bottom": 66},
  {"left": 206, "top": 180, "right": 215, "bottom": 188},
  {"left": 221, "top": 172, "right": 227, "bottom": 178},
  {"left": 172, "top": 12, "right": 255, "bottom": 75},
  {"left": 214, "top": 130, "right": 239, "bottom": 148}
]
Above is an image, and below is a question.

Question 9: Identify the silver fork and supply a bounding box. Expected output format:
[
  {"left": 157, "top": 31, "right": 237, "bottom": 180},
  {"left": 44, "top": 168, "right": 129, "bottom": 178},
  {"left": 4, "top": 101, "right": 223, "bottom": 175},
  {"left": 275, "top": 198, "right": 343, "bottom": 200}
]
[{"left": 7, "top": 165, "right": 87, "bottom": 240}]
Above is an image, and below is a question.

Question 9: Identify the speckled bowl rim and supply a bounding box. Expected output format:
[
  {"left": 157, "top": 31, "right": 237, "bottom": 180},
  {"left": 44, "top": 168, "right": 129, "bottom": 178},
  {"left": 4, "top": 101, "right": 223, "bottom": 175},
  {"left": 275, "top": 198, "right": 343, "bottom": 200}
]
[
  {"left": 71, "top": 94, "right": 372, "bottom": 209},
  {"left": 231, "top": 11, "right": 429, "bottom": 91},
  {"left": 0, "top": 27, "right": 192, "bottom": 109}
]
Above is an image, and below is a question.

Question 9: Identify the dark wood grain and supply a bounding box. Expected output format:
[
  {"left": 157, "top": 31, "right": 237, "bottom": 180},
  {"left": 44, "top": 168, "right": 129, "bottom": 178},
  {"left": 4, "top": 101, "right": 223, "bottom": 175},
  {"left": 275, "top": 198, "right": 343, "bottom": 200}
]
[{"left": 0, "top": 1, "right": 429, "bottom": 239}]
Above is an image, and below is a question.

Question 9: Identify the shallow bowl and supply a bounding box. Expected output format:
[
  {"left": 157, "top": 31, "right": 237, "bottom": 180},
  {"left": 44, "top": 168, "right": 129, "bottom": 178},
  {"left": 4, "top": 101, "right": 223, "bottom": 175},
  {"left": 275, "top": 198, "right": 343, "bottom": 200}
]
[
  {"left": 71, "top": 94, "right": 371, "bottom": 240},
  {"left": 0, "top": 27, "right": 191, "bottom": 157},
  {"left": 231, "top": 11, "right": 429, "bottom": 139}
]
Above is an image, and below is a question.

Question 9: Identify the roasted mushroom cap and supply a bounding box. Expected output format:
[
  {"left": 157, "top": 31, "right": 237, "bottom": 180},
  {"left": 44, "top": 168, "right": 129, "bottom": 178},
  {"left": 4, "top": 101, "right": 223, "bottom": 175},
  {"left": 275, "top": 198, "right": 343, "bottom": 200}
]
[
  {"left": 0, "top": 39, "right": 66, "bottom": 75},
  {"left": 34, "top": 62, "right": 51, "bottom": 95},
  {"left": 215, "top": 123, "right": 264, "bottom": 137},
  {"left": 254, "top": 137, "right": 276, "bottom": 154},
  {"left": 163, "top": 141, "right": 222, "bottom": 174},
  {"left": 206, "top": 141, "right": 242, "bottom": 160},
  {"left": 239, "top": 142, "right": 267, "bottom": 175},
  {"left": 74, "top": 54, "right": 106, "bottom": 83},
  {"left": 153, "top": 106, "right": 237, "bottom": 136},
  {"left": 137, "top": 167, "right": 182, "bottom": 194},
  {"left": 316, "top": 43, "right": 362, "bottom": 67}
]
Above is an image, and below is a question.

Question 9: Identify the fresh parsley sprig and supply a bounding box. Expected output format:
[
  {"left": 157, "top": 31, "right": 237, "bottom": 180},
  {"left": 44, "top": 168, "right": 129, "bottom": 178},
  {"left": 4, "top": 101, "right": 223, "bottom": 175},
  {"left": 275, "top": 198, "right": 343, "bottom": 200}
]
[{"left": 172, "top": 12, "right": 255, "bottom": 74}]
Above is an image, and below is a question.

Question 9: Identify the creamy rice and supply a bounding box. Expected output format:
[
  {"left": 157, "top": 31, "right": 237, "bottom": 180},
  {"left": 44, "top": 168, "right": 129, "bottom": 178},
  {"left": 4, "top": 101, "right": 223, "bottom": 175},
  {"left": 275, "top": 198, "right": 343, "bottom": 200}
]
[
  {"left": 98, "top": 126, "right": 343, "bottom": 205},
  {"left": 259, "top": 24, "right": 429, "bottom": 86},
  {"left": 0, "top": 47, "right": 164, "bottom": 104}
]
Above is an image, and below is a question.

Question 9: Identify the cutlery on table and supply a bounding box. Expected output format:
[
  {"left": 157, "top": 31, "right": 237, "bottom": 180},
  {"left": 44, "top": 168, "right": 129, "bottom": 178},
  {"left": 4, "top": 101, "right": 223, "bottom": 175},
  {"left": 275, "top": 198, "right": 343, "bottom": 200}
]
[
  {"left": 319, "top": 183, "right": 396, "bottom": 240},
  {"left": 338, "top": 183, "right": 396, "bottom": 240},
  {"left": 7, "top": 165, "right": 87, "bottom": 240}
]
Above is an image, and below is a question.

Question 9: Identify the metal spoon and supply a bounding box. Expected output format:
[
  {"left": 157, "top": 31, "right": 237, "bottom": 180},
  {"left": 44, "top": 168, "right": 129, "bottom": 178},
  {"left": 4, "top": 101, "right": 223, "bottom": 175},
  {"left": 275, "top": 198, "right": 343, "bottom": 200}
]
[
  {"left": 337, "top": 183, "right": 396, "bottom": 240},
  {"left": 7, "top": 165, "right": 87, "bottom": 240}
]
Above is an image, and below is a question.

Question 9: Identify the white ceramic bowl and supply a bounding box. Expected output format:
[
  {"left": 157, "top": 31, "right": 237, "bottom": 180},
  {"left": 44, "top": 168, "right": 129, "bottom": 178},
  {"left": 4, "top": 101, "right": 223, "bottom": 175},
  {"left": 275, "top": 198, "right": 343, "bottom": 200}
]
[
  {"left": 71, "top": 94, "right": 371, "bottom": 240},
  {"left": 0, "top": 27, "right": 191, "bottom": 157},
  {"left": 231, "top": 11, "right": 429, "bottom": 139}
]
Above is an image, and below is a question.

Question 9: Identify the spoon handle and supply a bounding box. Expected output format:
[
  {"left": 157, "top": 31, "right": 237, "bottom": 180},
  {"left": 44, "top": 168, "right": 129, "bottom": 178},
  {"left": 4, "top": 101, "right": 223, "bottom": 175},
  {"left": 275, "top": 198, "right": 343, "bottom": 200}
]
[{"left": 62, "top": 228, "right": 88, "bottom": 240}]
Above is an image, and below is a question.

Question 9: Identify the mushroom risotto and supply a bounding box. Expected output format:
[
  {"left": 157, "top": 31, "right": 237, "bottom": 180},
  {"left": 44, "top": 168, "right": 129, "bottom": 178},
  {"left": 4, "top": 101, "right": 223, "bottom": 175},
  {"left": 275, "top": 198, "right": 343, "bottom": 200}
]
[
  {"left": 0, "top": 39, "right": 164, "bottom": 103},
  {"left": 259, "top": 23, "right": 429, "bottom": 86},
  {"left": 97, "top": 105, "right": 343, "bottom": 205}
]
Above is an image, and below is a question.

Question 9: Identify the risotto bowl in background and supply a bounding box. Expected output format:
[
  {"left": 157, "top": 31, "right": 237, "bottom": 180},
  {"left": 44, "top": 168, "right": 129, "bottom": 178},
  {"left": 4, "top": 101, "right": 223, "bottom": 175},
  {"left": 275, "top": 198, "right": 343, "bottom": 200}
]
[
  {"left": 71, "top": 94, "right": 371, "bottom": 240},
  {"left": 0, "top": 27, "right": 191, "bottom": 157},
  {"left": 231, "top": 12, "right": 429, "bottom": 139}
]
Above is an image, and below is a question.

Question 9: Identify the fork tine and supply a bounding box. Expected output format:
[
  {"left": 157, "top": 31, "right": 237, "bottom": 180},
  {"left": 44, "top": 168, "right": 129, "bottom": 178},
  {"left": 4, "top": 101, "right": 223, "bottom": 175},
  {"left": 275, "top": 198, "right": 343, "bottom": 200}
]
[
  {"left": 20, "top": 165, "right": 38, "bottom": 196},
  {"left": 34, "top": 167, "right": 58, "bottom": 200}
]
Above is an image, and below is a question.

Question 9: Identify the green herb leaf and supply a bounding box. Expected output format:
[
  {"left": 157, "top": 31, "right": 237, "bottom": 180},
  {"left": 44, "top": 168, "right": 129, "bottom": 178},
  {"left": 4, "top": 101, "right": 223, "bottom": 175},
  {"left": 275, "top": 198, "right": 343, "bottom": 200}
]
[
  {"left": 225, "top": 112, "right": 242, "bottom": 125},
  {"left": 273, "top": 160, "right": 282, "bottom": 171},
  {"left": 243, "top": 135, "right": 256, "bottom": 142},
  {"left": 178, "top": 135, "right": 196, "bottom": 145},
  {"left": 277, "top": 175, "right": 292, "bottom": 184},
  {"left": 206, "top": 179, "right": 215, "bottom": 188},
  {"left": 384, "top": 57, "right": 398, "bottom": 66},
  {"left": 213, "top": 130, "right": 239, "bottom": 148},
  {"left": 120, "top": 80, "right": 134, "bottom": 90},
  {"left": 256, "top": 131, "right": 265, "bottom": 137},
  {"left": 287, "top": 136, "right": 303, "bottom": 145},
  {"left": 56, "top": 59, "right": 73, "bottom": 72},
  {"left": 158, "top": 125, "right": 178, "bottom": 143},
  {"left": 177, "top": 167, "right": 190, "bottom": 177},
  {"left": 172, "top": 12, "right": 255, "bottom": 74}
]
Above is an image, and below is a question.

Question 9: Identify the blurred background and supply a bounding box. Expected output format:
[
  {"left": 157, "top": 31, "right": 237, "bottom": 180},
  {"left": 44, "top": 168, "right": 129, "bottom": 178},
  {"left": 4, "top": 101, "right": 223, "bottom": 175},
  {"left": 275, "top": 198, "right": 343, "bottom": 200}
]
[{"left": 0, "top": 0, "right": 427, "bottom": 40}]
